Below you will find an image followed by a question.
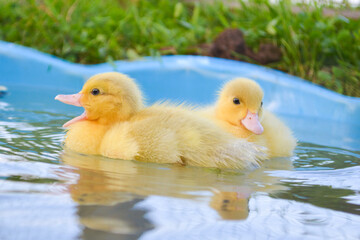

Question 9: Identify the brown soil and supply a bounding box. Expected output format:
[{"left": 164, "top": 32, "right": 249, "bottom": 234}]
[
  {"left": 204, "top": 28, "right": 282, "bottom": 65},
  {"left": 245, "top": 43, "right": 282, "bottom": 65},
  {"left": 210, "top": 28, "right": 247, "bottom": 60}
]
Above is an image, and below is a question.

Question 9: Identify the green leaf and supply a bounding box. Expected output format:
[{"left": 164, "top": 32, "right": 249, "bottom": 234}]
[
  {"left": 191, "top": 3, "right": 200, "bottom": 25},
  {"left": 336, "top": 15, "right": 350, "bottom": 24},
  {"left": 266, "top": 18, "right": 278, "bottom": 35},
  {"left": 174, "top": 2, "right": 183, "bottom": 19},
  {"left": 126, "top": 48, "right": 140, "bottom": 60},
  {"left": 317, "top": 70, "right": 332, "bottom": 82},
  {"left": 332, "top": 66, "right": 345, "bottom": 78},
  {"left": 178, "top": 20, "right": 192, "bottom": 29}
]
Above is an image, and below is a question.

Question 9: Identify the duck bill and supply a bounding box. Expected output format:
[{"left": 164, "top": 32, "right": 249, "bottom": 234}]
[
  {"left": 55, "top": 93, "right": 83, "bottom": 107},
  {"left": 55, "top": 93, "right": 87, "bottom": 127},
  {"left": 62, "top": 111, "right": 87, "bottom": 128},
  {"left": 241, "top": 110, "right": 264, "bottom": 135}
]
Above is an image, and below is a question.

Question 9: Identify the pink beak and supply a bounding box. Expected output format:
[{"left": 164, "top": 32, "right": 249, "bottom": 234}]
[
  {"left": 241, "top": 110, "right": 264, "bottom": 135},
  {"left": 55, "top": 93, "right": 82, "bottom": 107},
  {"left": 55, "top": 93, "right": 87, "bottom": 127}
]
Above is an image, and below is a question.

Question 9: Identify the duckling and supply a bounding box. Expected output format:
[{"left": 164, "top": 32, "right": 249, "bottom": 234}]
[
  {"left": 56, "top": 72, "right": 266, "bottom": 169},
  {"left": 201, "top": 78, "right": 296, "bottom": 157}
]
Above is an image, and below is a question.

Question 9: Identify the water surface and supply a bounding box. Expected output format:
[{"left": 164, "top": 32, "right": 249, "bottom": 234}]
[{"left": 0, "top": 83, "right": 360, "bottom": 240}]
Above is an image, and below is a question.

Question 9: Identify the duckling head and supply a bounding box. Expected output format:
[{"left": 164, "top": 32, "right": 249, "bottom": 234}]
[
  {"left": 215, "top": 78, "right": 264, "bottom": 135},
  {"left": 55, "top": 72, "right": 143, "bottom": 127}
]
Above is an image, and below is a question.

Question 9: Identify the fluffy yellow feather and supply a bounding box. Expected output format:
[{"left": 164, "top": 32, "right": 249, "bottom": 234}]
[
  {"left": 56, "top": 72, "right": 267, "bottom": 169},
  {"left": 201, "top": 78, "right": 297, "bottom": 157}
]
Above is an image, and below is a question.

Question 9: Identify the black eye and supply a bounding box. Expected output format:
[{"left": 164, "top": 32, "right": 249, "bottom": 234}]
[
  {"left": 233, "top": 98, "right": 240, "bottom": 105},
  {"left": 91, "top": 88, "right": 100, "bottom": 96},
  {"left": 261, "top": 101, "right": 263, "bottom": 107}
]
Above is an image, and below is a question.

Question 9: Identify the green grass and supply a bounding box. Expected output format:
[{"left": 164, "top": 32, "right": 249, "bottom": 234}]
[{"left": 0, "top": 0, "right": 359, "bottom": 97}]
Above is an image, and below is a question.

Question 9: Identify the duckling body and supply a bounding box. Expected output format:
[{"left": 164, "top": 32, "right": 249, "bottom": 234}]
[
  {"left": 257, "top": 110, "right": 296, "bottom": 157},
  {"left": 100, "top": 104, "right": 265, "bottom": 168},
  {"left": 58, "top": 73, "right": 266, "bottom": 169},
  {"left": 201, "top": 78, "right": 296, "bottom": 158}
]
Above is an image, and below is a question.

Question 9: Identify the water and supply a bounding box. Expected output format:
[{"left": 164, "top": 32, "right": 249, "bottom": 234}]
[{"left": 1, "top": 82, "right": 360, "bottom": 240}]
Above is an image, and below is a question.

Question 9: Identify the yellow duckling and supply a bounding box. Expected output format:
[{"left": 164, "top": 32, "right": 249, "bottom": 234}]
[
  {"left": 201, "top": 78, "right": 297, "bottom": 157},
  {"left": 55, "top": 72, "right": 266, "bottom": 169}
]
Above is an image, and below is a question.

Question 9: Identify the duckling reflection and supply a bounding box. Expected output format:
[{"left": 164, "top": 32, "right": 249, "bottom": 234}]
[
  {"left": 210, "top": 189, "right": 250, "bottom": 220},
  {"left": 209, "top": 158, "right": 293, "bottom": 220},
  {"left": 60, "top": 149, "right": 292, "bottom": 235}
]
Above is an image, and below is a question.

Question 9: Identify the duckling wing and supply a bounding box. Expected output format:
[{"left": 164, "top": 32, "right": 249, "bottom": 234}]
[
  {"left": 101, "top": 120, "right": 183, "bottom": 164},
  {"left": 214, "top": 139, "right": 268, "bottom": 169}
]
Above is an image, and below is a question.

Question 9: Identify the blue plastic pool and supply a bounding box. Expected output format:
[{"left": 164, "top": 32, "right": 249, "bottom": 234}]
[{"left": 1, "top": 41, "right": 359, "bottom": 240}]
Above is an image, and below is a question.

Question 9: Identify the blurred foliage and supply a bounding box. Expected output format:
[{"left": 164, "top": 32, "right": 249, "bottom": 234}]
[{"left": 0, "top": 0, "right": 359, "bottom": 96}]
